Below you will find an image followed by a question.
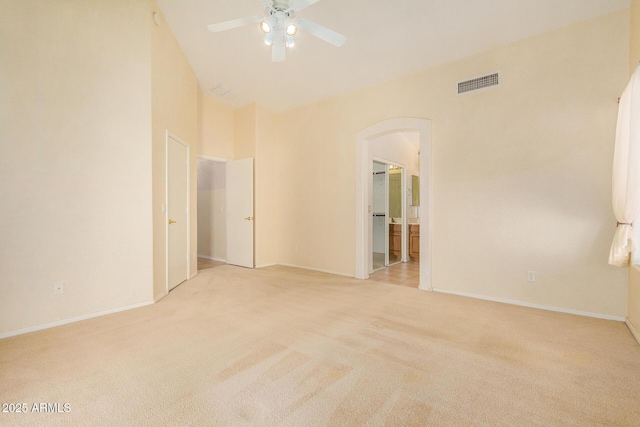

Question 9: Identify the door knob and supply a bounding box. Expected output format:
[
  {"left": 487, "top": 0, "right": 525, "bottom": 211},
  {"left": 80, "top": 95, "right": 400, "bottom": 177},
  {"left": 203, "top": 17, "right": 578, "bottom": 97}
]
[
  {"left": 244, "top": 216, "right": 253, "bottom": 221},
  {"left": 168, "top": 219, "right": 177, "bottom": 225}
]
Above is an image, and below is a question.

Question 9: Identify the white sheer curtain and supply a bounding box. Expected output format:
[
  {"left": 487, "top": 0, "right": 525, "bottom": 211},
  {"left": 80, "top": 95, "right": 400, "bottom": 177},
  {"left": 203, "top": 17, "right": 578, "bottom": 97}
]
[{"left": 609, "top": 65, "right": 640, "bottom": 267}]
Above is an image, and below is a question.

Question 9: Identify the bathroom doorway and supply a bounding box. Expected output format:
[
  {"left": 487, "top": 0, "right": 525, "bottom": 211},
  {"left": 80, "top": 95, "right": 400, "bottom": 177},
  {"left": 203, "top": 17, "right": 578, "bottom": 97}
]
[{"left": 355, "top": 118, "right": 431, "bottom": 290}]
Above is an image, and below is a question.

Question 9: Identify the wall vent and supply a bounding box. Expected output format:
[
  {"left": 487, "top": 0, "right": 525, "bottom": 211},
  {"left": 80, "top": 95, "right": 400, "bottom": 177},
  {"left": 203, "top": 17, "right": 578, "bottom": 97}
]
[
  {"left": 457, "top": 72, "right": 500, "bottom": 95},
  {"left": 210, "top": 84, "right": 237, "bottom": 100}
]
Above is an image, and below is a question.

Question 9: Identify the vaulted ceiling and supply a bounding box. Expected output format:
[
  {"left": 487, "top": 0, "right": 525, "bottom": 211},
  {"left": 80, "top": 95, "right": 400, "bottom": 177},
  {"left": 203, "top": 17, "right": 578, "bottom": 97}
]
[{"left": 155, "top": 0, "right": 630, "bottom": 112}]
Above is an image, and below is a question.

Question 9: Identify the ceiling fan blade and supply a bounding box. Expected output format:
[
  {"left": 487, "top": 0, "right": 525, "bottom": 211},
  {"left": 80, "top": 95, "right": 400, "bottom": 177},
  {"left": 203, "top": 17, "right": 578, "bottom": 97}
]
[
  {"left": 295, "top": 18, "right": 346, "bottom": 47},
  {"left": 207, "top": 15, "right": 263, "bottom": 32},
  {"left": 289, "top": 0, "right": 321, "bottom": 12},
  {"left": 272, "top": 31, "right": 286, "bottom": 62}
]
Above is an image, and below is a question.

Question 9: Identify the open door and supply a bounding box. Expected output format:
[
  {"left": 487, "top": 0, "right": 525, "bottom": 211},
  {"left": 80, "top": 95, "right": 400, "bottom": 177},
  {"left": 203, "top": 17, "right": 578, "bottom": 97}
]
[
  {"left": 387, "top": 165, "right": 404, "bottom": 265},
  {"left": 226, "top": 158, "right": 254, "bottom": 268},
  {"left": 167, "top": 135, "right": 189, "bottom": 291}
]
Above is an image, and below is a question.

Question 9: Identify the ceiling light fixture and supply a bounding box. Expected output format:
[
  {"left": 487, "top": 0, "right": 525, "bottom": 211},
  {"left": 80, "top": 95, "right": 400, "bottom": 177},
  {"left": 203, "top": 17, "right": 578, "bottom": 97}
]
[
  {"left": 207, "top": 0, "right": 347, "bottom": 62},
  {"left": 285, "top": 23, "right": 297, "bottom": 36},
  {"left": 260, "top": 20, "right": 271, "bottom": 33},
  {"left": 285, "top": 34, "right": 295, "bottom": 48},
  {"left": 264, "top": 30, "right": 275, "bottom": 45}
]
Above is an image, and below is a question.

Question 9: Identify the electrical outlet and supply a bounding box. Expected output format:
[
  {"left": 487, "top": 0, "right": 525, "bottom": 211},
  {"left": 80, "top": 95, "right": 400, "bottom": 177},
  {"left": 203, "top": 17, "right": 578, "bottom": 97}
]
[
  {"left": 527, "top": 271, "right": 536, "bottom": 282},
  {"left": 53, "top": 281, "right": 65, "bottom": 295}
]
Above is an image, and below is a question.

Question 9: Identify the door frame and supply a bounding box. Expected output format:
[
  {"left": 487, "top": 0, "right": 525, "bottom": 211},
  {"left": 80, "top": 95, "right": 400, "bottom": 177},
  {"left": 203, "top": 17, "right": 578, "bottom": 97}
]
[
  {"left": 196, "top": 154, "right": 229, "bottom": 264},
  {"left": 165, "top": 131, "right": 191, "bottom": 293},
  {"left": 355, "top": 118, "right": 432, "bottom": 290}
]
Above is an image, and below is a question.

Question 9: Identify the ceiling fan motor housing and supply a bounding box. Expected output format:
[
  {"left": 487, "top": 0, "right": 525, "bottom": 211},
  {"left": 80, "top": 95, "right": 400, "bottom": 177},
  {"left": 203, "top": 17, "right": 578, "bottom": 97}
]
[{"left": 269, "top": 1, "right": 295, "bottom": 14}]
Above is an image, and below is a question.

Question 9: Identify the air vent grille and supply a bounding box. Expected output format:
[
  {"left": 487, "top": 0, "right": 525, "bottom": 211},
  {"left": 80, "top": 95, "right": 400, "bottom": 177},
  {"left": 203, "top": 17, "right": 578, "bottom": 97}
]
[
  {"left": 457, "top": 72, "right": 500, "bottom": 95},
  {"left": 210, "top": 84, "right": 237, "bottom": 100}
]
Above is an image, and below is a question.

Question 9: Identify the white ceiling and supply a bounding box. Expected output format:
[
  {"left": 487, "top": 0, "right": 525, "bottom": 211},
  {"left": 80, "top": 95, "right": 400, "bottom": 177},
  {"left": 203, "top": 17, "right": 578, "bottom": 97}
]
[{"left": 155, "top": 0, "right": 630, "bottom": 113}]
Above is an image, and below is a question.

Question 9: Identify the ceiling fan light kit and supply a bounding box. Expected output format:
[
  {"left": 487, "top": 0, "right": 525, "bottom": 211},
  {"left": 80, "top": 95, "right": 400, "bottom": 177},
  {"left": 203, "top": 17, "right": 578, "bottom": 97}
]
[
  {"left": 260, "top": 20, "right": 272, "bottom": 33},
  {"left": 207, "top": 0, "right": 346, "bottom": 62},
  {"left": 285, "top": 24, "right": 297, "bottom": 36}
]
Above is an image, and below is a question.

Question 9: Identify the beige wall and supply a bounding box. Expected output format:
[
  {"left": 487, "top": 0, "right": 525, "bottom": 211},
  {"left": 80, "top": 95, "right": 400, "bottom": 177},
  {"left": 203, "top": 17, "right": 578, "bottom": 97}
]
[
  {"left": 151, "top": 2, "right": 199, "bottom": 299},
  {"left": 276, "top": 10, "right": 629, "bottom": 317},
  {"left": 631, "top": 0, "right": 640, "bottom": 74},
  {"left": 276, "top": 100, "right": 356, "bottom": 275},
  {"left": 234, "top": 104, "right": 258, "bottom": 159},
  {"left": 198, "top": 92, "right": 235, "bottom": 159},
  {"left": 628, "top": 0, "right": 640, "bottom": 340},
  {"left": 0, "top": 0, "right": 154, "bottom": 334},
  {"left": 629, "top": 265, "right": 640, "bottom": 340},
  {"left": 255, "top": 104, "right": 279, "bottom": 267}
]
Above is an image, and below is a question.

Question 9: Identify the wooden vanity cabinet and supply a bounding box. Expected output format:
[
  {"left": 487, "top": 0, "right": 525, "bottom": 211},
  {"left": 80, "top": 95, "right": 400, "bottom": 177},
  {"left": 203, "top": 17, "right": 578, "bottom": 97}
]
[
  {"left": 409, "top": 224, "right": 420, "bottom": 261},
  {"left": 389, "top": 224, "right": 402, "bottom": 259}
]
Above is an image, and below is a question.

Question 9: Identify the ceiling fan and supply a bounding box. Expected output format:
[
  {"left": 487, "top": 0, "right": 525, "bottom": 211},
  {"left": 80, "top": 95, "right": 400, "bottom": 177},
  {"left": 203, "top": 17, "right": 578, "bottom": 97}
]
[{"left": 207, "top": 0, "right": 346, "bottom": 62}]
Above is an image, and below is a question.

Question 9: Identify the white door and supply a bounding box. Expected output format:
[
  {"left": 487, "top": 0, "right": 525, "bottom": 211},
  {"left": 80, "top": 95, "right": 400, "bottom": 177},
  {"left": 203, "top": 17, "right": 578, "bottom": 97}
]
[
  {"left": 226, "top": 158, "right": 254, "bottom": 268},
  {"left": 167, "top": 135, "right": 189, "bottom": 290},
  {"left": 384, "top": 163, "right": 390, "bottom": 267}
]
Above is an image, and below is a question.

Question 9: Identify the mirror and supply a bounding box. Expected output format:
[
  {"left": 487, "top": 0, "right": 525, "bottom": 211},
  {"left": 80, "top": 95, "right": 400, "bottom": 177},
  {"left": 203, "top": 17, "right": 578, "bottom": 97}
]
[
  {"left": 411, "top": 175, "right": 419, "bottom": 206},
  {"left": 388, "top": 169, "right": 402, "bottom": 219}
]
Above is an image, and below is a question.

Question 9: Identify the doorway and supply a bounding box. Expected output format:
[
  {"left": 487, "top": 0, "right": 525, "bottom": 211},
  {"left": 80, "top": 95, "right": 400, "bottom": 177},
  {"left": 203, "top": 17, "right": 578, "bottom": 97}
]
[
  {"left": 197, "top": 157, "right": 227, "bottom": 270},
  {"left": 355, "top": 118, "right": 432, "bottom": 290},
  {"left": 196, "top": 156, "right": 255, "bottom": 270}
]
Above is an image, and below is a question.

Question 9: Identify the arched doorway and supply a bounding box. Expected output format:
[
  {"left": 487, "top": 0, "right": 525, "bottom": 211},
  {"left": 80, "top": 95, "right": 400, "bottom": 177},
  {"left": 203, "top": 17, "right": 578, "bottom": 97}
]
[{"left": 355, "top": 118, "right": 432, "bottom": 290}]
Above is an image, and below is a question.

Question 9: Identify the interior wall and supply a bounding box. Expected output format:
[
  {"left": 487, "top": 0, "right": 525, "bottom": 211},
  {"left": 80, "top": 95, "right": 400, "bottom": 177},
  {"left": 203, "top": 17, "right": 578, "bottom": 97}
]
[
  {"left": 275, "top": 102, "right": 355, "bottom": 276},
  {"left": 151, "top": 2, "right": 198, "bottom": 298},
  {"left": 627, "top": 0, "right": 640, "bottom": 340},
  {"left": 198, "top": 91, "right": 235, "bottom": 159},
  {"left": 277, "top": 10, "right": 629, "bottom": 317},
  {"left": 197, "top": 159, "right": 226, "bottom": 261},
  {"left": 0, "top": 0, "right": 154, "bottom": 335},
  {"left": 628, "top": 265, "right": 640, "bottom": 340},
  {"left": 234, "top": 104, "right": 257, "bottom": 159},
  {"left": 255, "top": 104, "right": 279, "bottom": 267}
]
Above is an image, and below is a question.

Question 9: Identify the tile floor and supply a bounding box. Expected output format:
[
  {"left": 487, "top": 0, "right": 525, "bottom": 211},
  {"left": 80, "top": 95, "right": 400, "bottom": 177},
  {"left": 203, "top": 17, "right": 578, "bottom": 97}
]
[
  {"left": 369, "top": 260, "right": 419, "bottom": 288},
  {"left": 373, "top": 252, "right": 385, "bottom": 270}
]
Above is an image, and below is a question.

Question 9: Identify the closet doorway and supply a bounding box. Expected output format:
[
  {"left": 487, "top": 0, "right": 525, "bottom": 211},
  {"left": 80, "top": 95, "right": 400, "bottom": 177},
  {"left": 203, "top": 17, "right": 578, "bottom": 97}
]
[{"left": 196, "top": 157, "right": 227, "bottom": 270}]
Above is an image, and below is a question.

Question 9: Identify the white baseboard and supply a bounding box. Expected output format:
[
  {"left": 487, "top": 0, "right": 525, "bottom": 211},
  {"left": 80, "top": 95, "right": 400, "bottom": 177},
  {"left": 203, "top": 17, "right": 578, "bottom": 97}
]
[
  {"left": 432, "top": 288, "right": 626, "bottom": 322},
  {"left": 154, "top": 292, "right": 168, "bottom": 303},
  {"left": 627, "top": 318, "right": 640, "bottom": 346},
  {"left": 255, "top": 263, "right": 277, "bottom": 269},
  {"left": 0, "top": 300, "right": 156, "bottom": 340},
  {"left": 197, "top": 254, "right": 226, "bottom": 262},
  {"left": 277, "top": 263, "right": 353, "bottom": 278}
]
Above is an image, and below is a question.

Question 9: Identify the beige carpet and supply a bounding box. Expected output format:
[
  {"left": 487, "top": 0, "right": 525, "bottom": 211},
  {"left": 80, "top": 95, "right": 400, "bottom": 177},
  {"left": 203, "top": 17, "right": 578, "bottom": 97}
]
[{"left": 1, "top": 265, "right": 639, "bottom": 426}]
